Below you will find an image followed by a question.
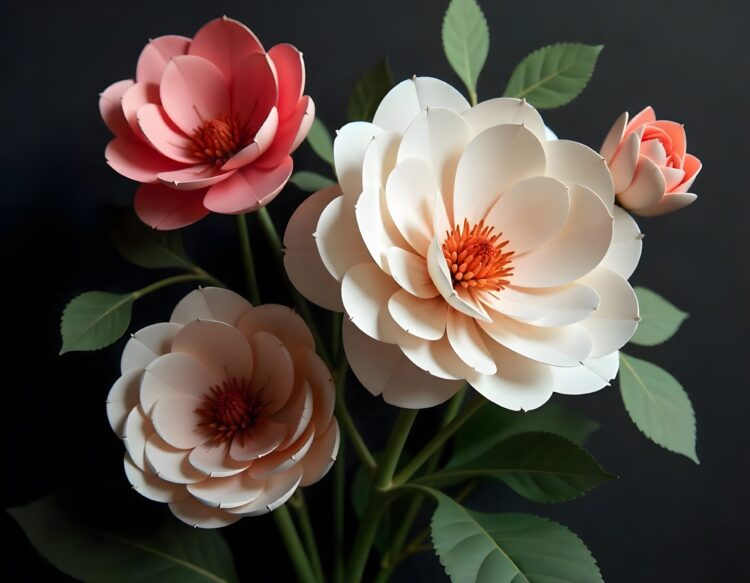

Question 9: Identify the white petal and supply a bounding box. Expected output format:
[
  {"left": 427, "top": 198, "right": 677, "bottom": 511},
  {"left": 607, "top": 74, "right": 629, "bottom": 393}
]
[
  {"left": 249, "top": 332, "right": 294, "bottom": 414},
  {"left": 398, "top": 333, "right": 473, "bottom": 381},
  {"left": 169, "top": 497, "right": 240, "bottom": 528},
  {"left": 484, "top": 176, "right": 569, "bottom": 254},
  {"left": 120, "top": 323, "right": 181, "bottom": 373},
  {"left": 334, "top": 121, "right": 381, "bottom": 200},
  {"left": 226, "top": 466, "right": 303, "bottom": 516},
  {"left": 237, "top": 304, "right": 315, "bottom": 353},
  {"left": 373, "top": 77, "right": 470, "bottom": 133},
  {"left": 170, "top": 287, "right": 252, "bottom": 325},
  {"left": 609, "top": 132, "right": 640, "bottom": 193},
  {"left": 107, "top": 369, "right": 142, "bottom": 437},
  {"left": 578, "top": 267, "right": 639, "bottom": 357},
  {"left": 187, "top": 471, "right": 264, "bottom": 509},
  {"left": 291, "top": 347, "right": 335, "bottom": 434},
  {"left": 462, "top": 97, "right": 547, "bottom": 142},
  {"left": 490, "top": 283, "right": 600, "bottom": 327},
  {"left": 341, "top": 262, "right": 401, "bottom": 342},
  {"left": 510, "top": 183, "right": 613, "bottom": 288},
  {"left": 446, "top": 310, "right": 496, "bottom": 375},
  {"left": 140, "top": 353, "right": 214, "bottom": 413},
  {"left": 248, "top": 424, "right": 316, "bottom": 479},
  {"left": 453, "top": 124, "right": 546, "bottom": 225},
  {"left": 386, "top": 247, "right": 438, "bottom": 298},
  {"left": 124, "top": 454, "right": 189, "bottom": 503},
  {"left": 123, "top": 406, "right": 153, "bottom": 470},
  {"left": 316, "top": 195, "right": 371, "bottom": 281},
  {"left": 356, "top": 185, "right": 409, "bottom": 273},
  {"left": 144, "top": 433, "right": 204, "bottom": 484},
  {"left": 545, "top": 139, "right": 614, "bottom": 212},
  {"left": 388, "top": 291, "right": 447, "bottom": 341},
  {"left": 600, "top": 111, "right": 628, "bottom": 162},
  {"left": 151, "top": 395, "right": 205, "bottom": 450},
  {"left": 544, "top": 125, "right": 558, "bottom": 141},
  {"left": 362, "top": 130, "right": 400, "bottom": 190},
  {"left": 553, "top": 351, "right": 620, "bottom": 395},
  {"left": 600, "top": 206, "right": 642, "bottom": 279},
  {"left": 188, "top": 443, "right": 251, "bottom": 478},
  {"left": 229, "top": 419, "right": 287, "bottom": 462},
  {"left": 342, "top": 318, "right": 463, "bottom": 407},
  {"left": 284, "top": 185, "right": 345, "bottom": 311},
  {"left": 299, "top": 419, "right": 340, "bottom": 486}
]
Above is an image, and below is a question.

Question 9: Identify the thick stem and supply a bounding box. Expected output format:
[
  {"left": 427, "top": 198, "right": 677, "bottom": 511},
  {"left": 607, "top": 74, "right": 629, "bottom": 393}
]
[
  {"left": 335, "top": 359, "right": 377, "bottom": 473},
  {"left": 235, "top": 214, "right": 261, "bottom": 305},
  {"left": 132, "top": 273, "right": 218, "bottom": 299},
  {"left": 272, "top": 506, "right": 316, "bottom": 583},
  {"left": 333, "top": 440, "right": 345, "bottom": 583},
  {"left": 291, "top": 492, "right": 325, "bottom": 583}
]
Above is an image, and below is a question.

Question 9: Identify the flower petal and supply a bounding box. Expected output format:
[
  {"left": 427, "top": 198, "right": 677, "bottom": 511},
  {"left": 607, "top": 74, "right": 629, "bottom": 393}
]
[
  {"left": 187, "top": 471, "right": 265, "bottom": 509},
  {"left": 226, "top": 466, "right": 303, "bottom": 516},
  {"left": 333, "top": 121, "right": 382, "bottom": 200},
  {"left": 171, "top": 287, "right": 252, "bottom": 325},
  {"left": 386, "top": 247, "right": 438, "bottom": 298},
  {"left": 616, "top": 155, "right": 666, "bottom": 212},
  {"left": 151, "top": 395, "right": 205, "bottom": 449},
  {"left": 388, "top": 291, "right": 448, "bottom": 341},
  {"left": 271, "top": 380, "right": 314, "bottom": 450},
  {"left": 100, "top": 79, "right": 135, "bottom": 137},
  {"left": 675, "top": 154, "right": 701, "bottom": 193},
  {"left": 157, "top": 165, "right": 234, "bottom": 191},
  {"left": 268, "top": 43, "right": 305, "bottom": 121},
  {"left": 123, "top": 406, "right": 152, "bottom": 470},
  {"left": 137, "top": 103, "right": 198, "bottom": 164},
  {"left": 248, "top": 332, "right": 295, "bottom": 414},
  {"left": 600, "top": 111, "right": 628, "bottom": 162},
  {"left": 230, "top": 52, "right": 278, "bottom": 134},
  {"left": 625, "top": 106, "right": 656, "bottom": 132},
  {"left": 169, "top": 497, "right": 239, "bottom": 529},
  {"left": 124, "top": 454, "right": 189, "bottom": 503},
  {"left": 189, "top": 16, "right": 264, "bottom": 79},
  {"left": 462, "top": 97, "right": 547, "bottom": 142},
  {"left": 299, "top": 419, "right": 340, "bottom": 486},
  {"left": 106, "top": 137, "right": 184, "bottom": 184},
  {"left": 107, "top": 369, "right": 142, "bottom": 437},
  {"left": 490, "top": 283, "right": 600, "bottom": 328},
  {"left": 203, "top": 156, "right": 292, "bottom": 214},
  {"left": 609, "top": 132, "right": 640, "bottom": 193},
  {"left": 121, "top": 82, "right": 161, "bottom": 139},
  {"left": 356, "top": 185, "right": 409, "bottom": 273},
  {"left": 446, "top": 310, "right": 497, "bottom": 375},
  {"left": 636, "top": 192, "right": 697, "bottom": 217},
  {"left": 134, "top": 183, "right": 209, "bottom": 230},
  {"left": 600, "top": 206, "right": 642, "bottom": 279},
  {"left": 341, "top": 262, "right": 401, "bottom": 342},
  {"left": 553, "top": 351, "right": 620, "bottom": 396},
  {"left": 140, "top": 353, "right": 214, "bottom": 413},
  {"left": 398, "top": 333, "right": 471, "bottom": 381},
  {"left": 247, "top": 424, "right": 315, "bottom": 480},
  {"left": 144, "top": 433, "right": 204, "bottom": 484},
  {"left": 362, "top": 130, "right": 401, "bottom": 190},
  {"left": 221, "top": 108, "right": 279, "bottom": 171},
  {"left": 136, "top": 35, "right": 191, "bottom": 85},
  {"left": 315, "top": 195, "right": 371, "bottom": 281},
  {"left": 291, "top": 347, "right": 335, "bottom": 433},
  {"left": 545, "top": 139, "right": 614, "bottom": 212},
  {"left": 237, "top": 304, "right": 315, "bottom": 354},
  {"left": 120, "top": 322, "right": 181, "bottom": 373},
  {"left": 229, "top": 419, "right": 287, "bottom": 462},
  {"left": 188, "top": 443, "right": 251, "bottom": 478},
  {"left": 255, "top": 97, "right": 315, "bottom": 170}
]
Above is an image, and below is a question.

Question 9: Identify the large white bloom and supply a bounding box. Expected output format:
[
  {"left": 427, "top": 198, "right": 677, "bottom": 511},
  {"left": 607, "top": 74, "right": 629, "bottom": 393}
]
[{"left": 285, "top": 77, "right": 642, "bottom": 411}]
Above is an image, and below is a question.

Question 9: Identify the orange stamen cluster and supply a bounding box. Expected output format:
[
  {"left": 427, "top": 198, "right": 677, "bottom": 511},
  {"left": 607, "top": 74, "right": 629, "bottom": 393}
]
[
  {"left": 190, "top": 113, "right": 245, "bottom": 167},
  {"left": 442, "top": 219, "right": 514, "bottom": 292},
  {"left": 195, "top": 377, "right": 265, "bottom": 446}
]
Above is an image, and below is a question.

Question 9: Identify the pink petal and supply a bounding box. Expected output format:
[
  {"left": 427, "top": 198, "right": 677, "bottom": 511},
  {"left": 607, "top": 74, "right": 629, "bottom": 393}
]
[
  {"left": 203, "top": 156, "right": 293, "bottom": 214},
  {"left": 649, "top": 120, "right": 687, "bottom": 162},
  {"left": 675, "top": 154, "right": 701, "bottom": 193},
  {"left": 106, "top": 369, "right": 142, "bottom": 437},
  {"left": 236, "top": 304, "right": 315, "bottom": 354},
  {"left": 247, "top": 424, "right": 316, "bottom": 479},
  {"left": 134, "top": 183, "right": 209, "bottom": 230},
  {"left": 121, "top": 322, "right": 182, "bottom": 373},
  {"left": 100, "top": 79, "right": 135, "bottom": 137},
  {"left": 144, "top": 433, "right": 204, "bottom": 484},
  {"left": 225, "top": 466, "right": 303, "bottom": 516},
  {"left": 600, "top": 111, "right": 628, "bottom": 162},
  {"left": 291, "top": 347, "right": 335, "bottom": 434},
  {"left": 187, "top": 471, "right": 264, "bottom": 509},
  {"left": 124, "top": 454, "right": 189, "bottom": 503},
  {"left": 636, "top": 192, "right": 697, "bottom": 217},
  {"left": 169, "top": 497, "right": 239, "bottom": 529},
  {"left": 609, "top": 132, "right": 640, "bottom": 192},
  {"left": 188, "top": 443, "right": 251, "bottom": 478},
  {"left": 160, "top": 55, "right": 230, "bottom": 135},
  {"left": 617, "top": 156, "right": 666, "bottom": 212},
  {"left": 270, "top": 380, "right": 314, "bottom": 450},
  {"left": 268, "top": 43, "right": 305, "bottom": 121},
  {"left": 221, "top": 107, "right": 279, "bottom": 171},
  {"left": 122, "top": 82, "right": 161, "bottom": 139},
  {"left": 230, "top": 52, "right": 278, "bottom": 134},
  {"left": 249, "top": 331, "right": 295, "bottom": 415},
  {"left": 136, "top": 35, "right": 191, "bottom": 85},
  {"left": 188, "top": 16, "right": 264, "bottom": 83},
  {"left": 170, "top": 287, "right": 253, "bottom": 325},
  {"left": 150, "top": 395, "right": 205, "bottom": 449},
  {"left": 255, "top": 97, "right": 314, "bottom": 169},
  {"left": 625, "top": 106, "right": 656, "bottom": 133},
  {"left": 660, "top": 166, "right": 686, "bottom": 191},
  {"left": 229, "top": 419, "right": 287, "bottom": 461},
  {"left": 299, "top": 419, "right": 340, "bottom": 487},
  {"left": 137, "top": 103, "right": 198, "bottom": 164},
  {"left": 157, "top": 165, "right": 235, "bottom": 191},
  {"left": 105, "top": 137, "right": 184, "bottom": 183},
  {"left": 640, "top": 138, "right": 668, "bottom": 166}
]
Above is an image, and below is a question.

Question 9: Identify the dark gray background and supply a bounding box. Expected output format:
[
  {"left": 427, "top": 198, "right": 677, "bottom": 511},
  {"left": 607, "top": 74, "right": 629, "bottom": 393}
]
[{"left": 2, "top": 0, "right": 747, "bottom": 581}]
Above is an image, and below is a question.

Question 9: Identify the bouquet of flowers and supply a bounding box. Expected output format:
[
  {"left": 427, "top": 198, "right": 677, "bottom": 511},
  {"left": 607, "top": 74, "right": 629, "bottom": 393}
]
[{"left": 10, "top": 1, "right": 701, "bottom": 581}]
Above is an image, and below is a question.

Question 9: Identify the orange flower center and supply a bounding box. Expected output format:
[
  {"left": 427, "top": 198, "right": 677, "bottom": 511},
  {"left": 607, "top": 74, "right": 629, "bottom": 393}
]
[
  {"left": 190, "top": 114, "right": 245, "bottom": 167},
  {"left": 195, "top": 377, "right": 265, "bottom": 445},
  {"left": 442, "top": 219, "right": 514, "bottom": 292}
]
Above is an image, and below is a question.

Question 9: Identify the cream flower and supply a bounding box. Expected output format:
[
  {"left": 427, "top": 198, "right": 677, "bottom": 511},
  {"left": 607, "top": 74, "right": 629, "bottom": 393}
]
[
  {"left": 285, "top": 77, "right": 643, "bottom": 411},
  {"left": 106, "top": 287, "right": 339, "bottom": 528}
]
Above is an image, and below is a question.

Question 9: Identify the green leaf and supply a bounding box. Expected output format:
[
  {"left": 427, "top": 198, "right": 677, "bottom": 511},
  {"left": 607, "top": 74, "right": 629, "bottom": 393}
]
[
  {"left": 631, "top": 286, "right": 689, "bottom": 346},
  {"left": 348, "top": 58, "right": 394, "bottom": 122},
  {"left": 7, "top": 495, "right": 239, "bottom": 583},
  {"left": 442, "top": 0, "right": 489, "bottom": 103},
  {"left": 504, "top": 43, "right": 603, "bottom": 108},
  {"left": 430, "top": 492, "right": 603, "bottom": 583},
  {"left": 449, "top": 403, "right": 599, "bottom": 469},
  {"left": 112, "top": 212, "right": 194, "bottom": 270},
  {"left": 619, "top": 353, "right": 699, "bottom": 463},
  {"left": 60, "top": 291, "right": 134, "bottom": 354},
  {"left": 290, "top": 171, "right": 336, "bottom": 192},
  {"left": 306, "top": 117, "right": 334, "bottom": 165},
  {"left": 425, "top": 432, "right": 614, "bottom": 503}
]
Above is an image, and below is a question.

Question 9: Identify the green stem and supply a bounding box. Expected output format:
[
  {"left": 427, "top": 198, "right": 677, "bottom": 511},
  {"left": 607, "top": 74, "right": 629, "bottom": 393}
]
[
  {"left": 469, "top": 88, "right": 478, "bottom": 107},
  {"left": 393, "top": 396, "right": 487, "bottom": 486},
  {"left": 335, "top": 359, "right": 377, "bottom": 473},
  {"left": 235, "top": 214, "right": 260, "bottom": 305},
  {"left": 347, "top": 409, "right": 418, "bottom": 581},
  {"left": 132, "top": 273, "right": 218, "bottom": 299},
  {"left": 333, "top": 440, "right": 345, "bottom": 583},
  {"left": 256, "top": 207, "right": 331, "bottom": 367},
  {"left": 272, "top": 506, "right": 316, "bottom": 583},
  {"left": 189, "top": 266, "right": 225, "bottom": 288},
  {"left": 291, "top": 492, "right": 325, "bottom": 583}
]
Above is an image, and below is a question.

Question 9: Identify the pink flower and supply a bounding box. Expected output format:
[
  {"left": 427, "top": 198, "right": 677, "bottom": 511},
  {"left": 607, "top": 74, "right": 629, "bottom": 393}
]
[
  {"left": 601, "top": 107, "right": 701, "bottom": 216},
  {"left": 99, "top": 17, "right": 314, "bottom": 229}
]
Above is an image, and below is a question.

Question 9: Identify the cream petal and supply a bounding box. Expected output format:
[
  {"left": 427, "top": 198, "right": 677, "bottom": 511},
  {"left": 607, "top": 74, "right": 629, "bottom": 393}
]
[
  {"left": 124, "top": 454, "right": 189, "bottom": 503},
  {"left": 600, "top": 111, "right": 628, "bottom": 162},
  {"left": 398, "top": 333, "right": 472, "bottom": 381},
  {"left": 446, "top": 310, "right": 497, "bottom": 375},
  {"left": 150, "top": 395, "right": 205, "bottom": 450},
  {"left": 144, "top": 433, "right": 204, "bottom": 484},
  {"left": 600, "top": 206, "right": 642, "bottom": 279},
  {"left": 247, "top": 424, "right": 316, "bottom": 479},
  {"left": 120, "top": 322, "right": 181, "bottom": 373},
  {"left": 229, "top": 419, "right": 287, "bottom": 462},
  {"left": 271, "top": 380, "right": 313, "bottom": 449},
  {"left": 171, "top": 320, "right": 254, "bottom": 383},
  {"left": 123, "top": 406, "right": 153, "bottom": 470},
  {"left": 479, "top": 312, "right": 592, "bottom": 367},
  {"left": 467, "top": 341, "right": 555, "bottom": 411},
  {"left": 462, "top": 98, "right": 547, "bottom": 142},
  {"left": 237, "top": 304, "right": 315, "bottom": 353},
  {"left": 299, "top": 419, "right": 340, "bottom": 486},
  {"left": 291, "top": 347, "right": 335, "bottom": 433},
  {"left": 226, "top": 466, "right": 303, "bottom": 516},
  {"left": 617, "top": 156, "right": 666, "bottom": 211},
  {"left": 490, "top": 283, "right": 600, "bottom": 328},
  {"left": 553, "top": 351, "right": 620, "bottom": 395},
  {"left": 484, "top": 176, "right": 569, "bottom": 255},
  {"left": 187, "top": 471, "right": 264, "bottom": 509},
  {"left": 140, "top": 353, "right": 214, "bottom": 413},
  {"left": 249, "top": 332, "right": 294, "bottom": 415},
  {"left": 316, "top": 196, "right": 371, "bottom": 281},
  {"left": 386, "top": 247, "right": 438, "bottom": 298},
  {"left": 641, "top": 138, "right": 668, "bottom": 167},
  {"left": 356, "top": 185, "right": 410, "bottom": 273},
  {"left": 635, "top": 192, "right": 697, "bottom": 217},
  {"left": 334, "top": 122, "right": 382, "bottom": 200},
  {"left": 454, "top": 124, "right": 547, "bottom": 224},
  {"left": 361, "top": 130, "right": 400, "bottom": 190},
  {"left": 188, "top": 443, "right": 251, "bottom": 478},
  {"left": 388, "top": 291, "right": 448, "bottom": 341},
  {"left": 385, "top": 157, "right": 439, "bottom": 256},
  {"left": 342, "top": 318, "right": 463, "bottom": 406},
  {"left": 283, "top": 185, "right": 344, "bottom": 311},
  {"left": 545, "top": 139, "right": 614, "bottom": 212},
  {"left": 168, "top": 497, "right": 240, "bottom": 528},
  {"left": 170, "top": 287, "right": 252, "bottom": 325},
  {"left": 341, "top": 262, "right": 401, "bottom": 342},
  {"left": 372, "top": 77, "right": 470, "bottom": 133},
  {"left": 107, "top": 369, "right": 142, "bottom": 437},
  {"left": 578, "top": 267, "right": 639, "bottom": 357},
  {"left": 660, "top": 167, "right": 686, "bottom": 192},
  {"left": 510, "top": 183, "right": 613, "bottom": 288},
  {"left": 609, "top": 132, "right": 640, "bottom": 193}
]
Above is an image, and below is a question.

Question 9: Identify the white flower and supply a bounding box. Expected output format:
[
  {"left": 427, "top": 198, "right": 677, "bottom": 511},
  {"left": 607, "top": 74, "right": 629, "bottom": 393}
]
[
  {"left": 106, "top": 287, "right": 339, "bottom": 528},
  {"left": 285, "top": 77, "right": 642, "bottom": 411}
]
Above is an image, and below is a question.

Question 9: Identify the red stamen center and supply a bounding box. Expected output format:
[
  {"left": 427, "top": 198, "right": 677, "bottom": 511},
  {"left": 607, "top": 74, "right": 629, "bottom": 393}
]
[
  {"left": 442, "top": 219, "right": 514, "bottom": 292},
  {"left": 195, "top": 377, "right": 264, "bottom": 445},
  {"left": 190, "top": 113, "right": 245, "bottom": 167}
]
